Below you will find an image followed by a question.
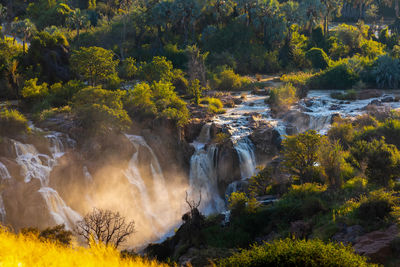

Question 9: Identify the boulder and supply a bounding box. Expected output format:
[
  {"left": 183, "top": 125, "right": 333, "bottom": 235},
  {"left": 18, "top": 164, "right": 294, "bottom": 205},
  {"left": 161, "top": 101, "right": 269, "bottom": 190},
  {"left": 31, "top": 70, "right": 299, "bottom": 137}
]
[
  {"left": 249, "top": 123, "right": 281, "bottom": 156},
  {"left": 290, "top": 220, "right": 312, "bottom": 239},
  {"left": 332, "top": 224, "right": 364, "bottom": 245},
  {"left": 381, "top": 96, "right": 395, "bottom": 103},
  {"left": 357, "top": 90, "right": 383, "bottom": 100},
  {"left": 353, "top": 224, "right": 398, "bottom": 263},
  {"left": 217, "top": 140, "right": 241, "bottom": 196}
]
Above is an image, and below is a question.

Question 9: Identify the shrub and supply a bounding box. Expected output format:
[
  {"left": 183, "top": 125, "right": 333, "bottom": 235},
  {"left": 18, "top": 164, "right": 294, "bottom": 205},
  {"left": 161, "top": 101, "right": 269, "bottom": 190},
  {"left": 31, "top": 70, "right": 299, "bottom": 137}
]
[
  {"left": 137, "top": 56, "right": 174, "bottom": 83},
  {"left": 21, "top": 78, "right": 49, "bottom": 101},
  {"left": 217, "top": 69, "right": 244, "bottom": 91},
  {"left": 123, "top": 82, "right": 157, "bottom": 118},
  {"left": 282, "top": 130, "right": 322, "bottom": 183},
  {"left": 356, "top": 191, "right": 396, "bottom": 223},
  {"left": 119, "top": 57, "right": 137, "bottom": 80},
  {"left": 72, "top": 87, "right": 131, "bottom": 136},
  {"left": 343, "top": 177, "right": 368, "bottom": 197},
  {"left": 201, "top": 97, "right": 224, "bottom": 114},
  {"left": 371, "top": 55, "right": 400, "bottom": 89},
  {"left": 330, "top": 89, "right": 357, "bottom": 101},
  {"left": 267, "top": 83, "right": 297, "bottom": 114},
  {"left": 306, "top": 47, "right": 330, "bottom": 70},
  {"left": 328, "top": 122, "right": 354, "bottom": 149},
  {"left": 228, "top": 192, "right": 259, "bottom": 218},
  {"left": 0, "top": 109, "right": 29, "bottom": 136},
  {"left": 219, "top": 238, "right": 375, "bottom": 267},
  {"left": 280, "top": 72, "right": 314, "bottom": 89},
  {"left": 309, "top": 64, "right": 358, "bottom": 89}
]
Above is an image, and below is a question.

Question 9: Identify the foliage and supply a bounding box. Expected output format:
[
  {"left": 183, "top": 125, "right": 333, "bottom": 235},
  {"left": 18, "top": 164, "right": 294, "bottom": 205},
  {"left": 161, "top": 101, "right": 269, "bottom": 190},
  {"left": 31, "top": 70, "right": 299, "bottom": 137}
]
[
  {"left": 249, "top": 167, "right": 275, "bottom": 197},
  {"left": 371, "top": 55, "right": 400, "bottom": 89},
  {"left": 0, "top": 227, "right": 165, "bottom": 266},
  {"left": 330, "top": 89, "right": 357, "bottom": 101},
  {"left": 351, "top": 138, "right": 400, "bottom": 186},
  {"left": 123, "top": 82, "right": 157, "bottom": 118},
  {"left": 21, "top": 78, "right": 48, "bottom": 101},
  {"left": 228, "top": 192, "right": 259, "bottom": 218},
  {"left": 318, "top": 139, "right": 352, "bottom": 187},
  {"left": 70, "top": 46, "right": 119, "bottom": 86},
  {"left": 282, "top": 130, "right": 322, "bottom": 183},
  {"left": 267, "top": 83, "right": 297, "bottom": 114},
  {"left": 211, "top": 69, "right": 250, "bottom": 91},
  {"left": 21, "top": 225, "right": 72, "bottom": 245},
  {"left": 308, "top": 63, "right": 358, "bottom": 89},
  {"left": 280, "top": 72, "right": 314, "bottom": 89},
  {"left": 187, "top": 79, "right": 203, "bottom": 105},
  {"left": 72, "top": 86, "right": 131, "bottom": 136},
  {"left": 200, "top": 97, "right": 224, "bottom": 114},
  {"left": 137, "top": 56, "right": 174, "bottom": 83},
  {"left": 328, "top": 121, "right": 355, "bottom": 149},
  {"left": 306, "top": 47, "right": 330, "bottom": 70},
  {"left": 119, "top": 57, "right": 137, "bottom": 80},
  {"left": 0, "top": 108, "right": 29, "bottom": 136},
  {"left": 219, "top": 238, "right": 375, "bottom": 267}
]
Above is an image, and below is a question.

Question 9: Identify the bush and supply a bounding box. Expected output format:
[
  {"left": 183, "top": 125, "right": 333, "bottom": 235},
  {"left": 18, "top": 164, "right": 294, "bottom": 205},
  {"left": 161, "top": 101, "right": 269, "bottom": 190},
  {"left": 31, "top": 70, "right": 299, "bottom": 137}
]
[
  {"left": 201, "top": 97, "right": 224, "bottom": 114},
  {"left": 330, "top": 89, "right": 357, "bottom": 101},
  {"left": 280, "top": 72, "right": 314, "bottom": 89},
  {"left": 217, "top": 69, "right": 244, "bottom": 91},
  {"left": 309, "top": 64, "right": 358, "bottom": 89},
  {"left": 371, "top": 55, "right": 400, "bottom": 89},
  {"left": 328, "top": 122, "right": 354, "bottom": 149},
  {"left": 21, "top": 78, "right": 49, "bottom": 101},
  {"left": 267, "top": 83, "right": 297, "bottom": 114},
  {"left": 72, "top": 87, "right": 131, "bottom": 136},
  {"left": 306, "top": 47, "right": 330, "bottom": 70},
  {"left": 137, "top": 56, "right": 174, "bottom": 83},
  {"left": 0, "top": 109, "right": 29, "bottom": 136},
  {"left": 219, "top": 238, "right": 375, "bottom": 267},
  {"left": 228, "top": 192, "right": 259, "bottom": 218}
]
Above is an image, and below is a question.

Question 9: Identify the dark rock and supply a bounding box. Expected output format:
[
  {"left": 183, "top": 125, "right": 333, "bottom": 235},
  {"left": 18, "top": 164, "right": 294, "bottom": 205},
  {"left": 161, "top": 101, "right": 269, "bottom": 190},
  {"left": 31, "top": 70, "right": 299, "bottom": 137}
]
[
  {"left": 290, "top": 220, "right": 312, "bottom": 239},
  {"left": 250, "top": 123, "right": 281, "bottom": 156},
  {"left": 332, "top": 225, "right": 364, "bottom": 245},
  {"left": 233, "top": 98, "right": 243, "bottom": 105},
  {"left": 353, "top": 224, "right": 398, "bottom": 263},
  {"left": 357, "top": 90, "right": 383, "bottom": 100},
  {"left": 369, "top": 99, "right": 382, "bottom": 106},
  {"left": 329, "top": 104, "right": 341, "bottom": 110},
  {"left": 217, "top": 140, "right": 241, "bottom": 196},
  {"left": 381, "top": 96, "right": 395, "bottom": 103}
]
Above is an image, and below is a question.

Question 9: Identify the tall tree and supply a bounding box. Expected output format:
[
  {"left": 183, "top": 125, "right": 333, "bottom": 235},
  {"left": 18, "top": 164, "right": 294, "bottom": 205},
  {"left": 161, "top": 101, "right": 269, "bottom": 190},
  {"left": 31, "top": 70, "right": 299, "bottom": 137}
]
[
  {"left": 322, "top": 0, "right": 343, "bottom": 35},
  {"left": 67, "top": 8, "right": 88, "bottom": 44},
  {"left": 11, "top": 19, "right": 36, "bottom": 54}
]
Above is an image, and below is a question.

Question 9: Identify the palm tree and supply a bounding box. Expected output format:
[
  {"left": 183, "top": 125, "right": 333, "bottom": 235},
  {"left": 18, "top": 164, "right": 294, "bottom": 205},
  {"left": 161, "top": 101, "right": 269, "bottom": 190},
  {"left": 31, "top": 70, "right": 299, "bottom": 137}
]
[
  {"left": 67, "top": 8, "right": 88, "bottom": 44},
  {"left": 11, "top": 19, "right": 36, "bottom": 54}
]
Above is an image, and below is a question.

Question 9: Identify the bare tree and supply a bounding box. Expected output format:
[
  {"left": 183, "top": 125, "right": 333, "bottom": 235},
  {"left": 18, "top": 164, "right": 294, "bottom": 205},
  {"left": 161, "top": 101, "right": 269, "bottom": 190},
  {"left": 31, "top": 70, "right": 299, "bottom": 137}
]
[{"left": 75, "top": 208, "right": 135, "bottom": 248}]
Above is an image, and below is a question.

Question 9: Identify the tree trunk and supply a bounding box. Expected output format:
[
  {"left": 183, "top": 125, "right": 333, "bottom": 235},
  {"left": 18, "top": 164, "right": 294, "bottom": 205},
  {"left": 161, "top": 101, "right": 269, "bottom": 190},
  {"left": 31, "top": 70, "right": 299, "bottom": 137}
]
[
  {"left": 359, "top": 2, "right": 363, "bottom": 20},
  {"left": 396, "top": 0, "right": 399, "bottom": 18}
]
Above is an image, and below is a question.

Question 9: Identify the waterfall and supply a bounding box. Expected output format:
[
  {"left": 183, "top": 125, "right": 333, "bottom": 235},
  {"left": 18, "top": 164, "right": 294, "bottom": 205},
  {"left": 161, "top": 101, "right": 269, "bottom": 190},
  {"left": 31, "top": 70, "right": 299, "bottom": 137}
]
[
  {"left": 0, "top": 162, "right": 11, "bottom": 222},
  {"left": 189, "top": 124, "right": 225, "bottom": 215},
  {"left": 0, "top": 162, "right": 11, "bottom": 180},
  {"left": 124, "top": 134, "right": 172, "bottom": 238},
  {"left": 12, "top": 133, "right": 82, "bottom": 230},
  {"left": 234, "top": 137, "right": 257, "bottom": 179}
]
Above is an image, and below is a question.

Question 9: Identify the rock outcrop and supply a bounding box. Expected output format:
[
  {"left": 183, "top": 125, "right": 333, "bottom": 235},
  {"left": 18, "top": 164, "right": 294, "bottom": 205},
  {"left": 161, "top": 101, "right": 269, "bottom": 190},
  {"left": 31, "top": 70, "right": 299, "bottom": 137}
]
[
  {"left": 249, "top": 122, "right": 281, "bottom": 158},
  {"left": 353, "top": 224, "right": 398, "bottom": 263}
]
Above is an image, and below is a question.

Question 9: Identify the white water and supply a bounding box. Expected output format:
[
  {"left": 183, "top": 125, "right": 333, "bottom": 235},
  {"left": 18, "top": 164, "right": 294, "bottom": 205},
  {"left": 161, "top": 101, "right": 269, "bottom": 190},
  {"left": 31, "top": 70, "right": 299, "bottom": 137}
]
[
  {"left": 235, "top": 137, "right": 257, "bottom": 179},
  {"left": 13, "top": 133, "right": 82, "bottom": 230},
  {"left": 0, "top": 162, "right": 11, "bottom": 222},
  {"left": 189, "top": 124, "right": 225, "bottom": 215},
  {"left": 0, "top": 162, "right": 11, "bottom": 180},
  {"left": 124, "top": 135, "right": 175, "bottom": 238}
]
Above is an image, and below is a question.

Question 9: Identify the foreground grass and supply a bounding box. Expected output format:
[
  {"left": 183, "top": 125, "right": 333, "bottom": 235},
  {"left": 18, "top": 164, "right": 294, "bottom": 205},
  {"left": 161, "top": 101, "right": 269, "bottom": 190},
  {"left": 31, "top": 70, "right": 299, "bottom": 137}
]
[{"left": 0, "top": 229, "right": 165, "bottom": 267}]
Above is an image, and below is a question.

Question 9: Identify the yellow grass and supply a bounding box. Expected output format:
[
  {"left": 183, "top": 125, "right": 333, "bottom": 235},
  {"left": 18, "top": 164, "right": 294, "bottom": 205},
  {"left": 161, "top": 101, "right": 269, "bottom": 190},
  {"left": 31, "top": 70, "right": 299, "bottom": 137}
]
[{"left": 0, "top": 229, "right": 166, "bottom": 267}]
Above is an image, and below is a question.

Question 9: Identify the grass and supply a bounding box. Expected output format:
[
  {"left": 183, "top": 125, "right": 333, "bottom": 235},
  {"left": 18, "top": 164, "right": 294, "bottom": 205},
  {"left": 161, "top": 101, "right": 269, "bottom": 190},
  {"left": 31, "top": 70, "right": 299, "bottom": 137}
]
[{"left": 0, "top": 228, "right": 166, "bottom": 267}]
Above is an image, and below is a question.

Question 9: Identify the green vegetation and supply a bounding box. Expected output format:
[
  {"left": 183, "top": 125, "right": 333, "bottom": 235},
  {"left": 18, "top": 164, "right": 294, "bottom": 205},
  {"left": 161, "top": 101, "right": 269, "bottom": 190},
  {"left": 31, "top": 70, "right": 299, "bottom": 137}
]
[
  {"left": 0, "top": 108, "right": 29, "bottom": 137},
  {"left": 267, "top": 83, "right": 298, "bottom": 114},
  {"left": 219, "top": 238, "right": 376, "bottom": 267}
]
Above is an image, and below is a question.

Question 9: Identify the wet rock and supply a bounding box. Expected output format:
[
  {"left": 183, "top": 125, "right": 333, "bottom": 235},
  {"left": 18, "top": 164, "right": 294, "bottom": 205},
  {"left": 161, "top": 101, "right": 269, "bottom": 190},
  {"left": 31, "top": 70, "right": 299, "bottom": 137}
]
[
  {"left": 369, "top": 99, "right": 383, "bottom": 106},
  {"left": 382, "top": 96, "right": 395, "bottom": 103},
  {"left": 353, "top": 224, "right": 398, "bottom": 263},
  {"left": 332, "top": 225, "right": 364, "bottom": 245},
  {"left": 0, "top": 157, "right": 23, "bottom": 182},
  {"left": 184, "top": 119, "right": 205, "bottom": 143},
  {"left": 217, "top": 140, "right": 241, "bottom": 196},
  {"left": 281, "top": 110, "right": 311, "bottom": 134},
  {"left": 3, "top": 179, "right": 54, "bottom": 230},
  {"left": 249, "top": 123, "right": 281, "bottom": 156},
  {"left": 329, "top": 104, "right": 341, "bottom": 110},
  {"left": 357, "top": 90, "right": 383, "bottom": 100},
  {"left": 233, "top": 98, "right": 243, "bottom": 105},
  {"left": 304, "top": 98, "right": 314, "bottom": 107}
]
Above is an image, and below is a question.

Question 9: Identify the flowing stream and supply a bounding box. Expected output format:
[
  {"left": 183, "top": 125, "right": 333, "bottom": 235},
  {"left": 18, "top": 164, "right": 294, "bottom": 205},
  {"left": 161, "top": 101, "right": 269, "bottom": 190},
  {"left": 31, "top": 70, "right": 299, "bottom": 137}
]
[{"left": 13, "top": 134, "right": 81, "bottom": 230}]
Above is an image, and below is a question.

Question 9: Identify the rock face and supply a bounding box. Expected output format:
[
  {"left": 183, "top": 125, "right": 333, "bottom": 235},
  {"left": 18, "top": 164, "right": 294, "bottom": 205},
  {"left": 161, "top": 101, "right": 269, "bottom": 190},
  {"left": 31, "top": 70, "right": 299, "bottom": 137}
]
[
  {"left": 249, "top": 123, "right": 281, "bottom": 157},
  {"left": 332, "top": 225, "right": 365, "bottom": 245},
  {"left": 3, "top": 179, "right": 54, "bottom": 230},
  {"left": 216, "top": 140, "right": 241, "bottom": 196},
  {"left": 353, "top": 224, "right": 398, "bottom": 263}
]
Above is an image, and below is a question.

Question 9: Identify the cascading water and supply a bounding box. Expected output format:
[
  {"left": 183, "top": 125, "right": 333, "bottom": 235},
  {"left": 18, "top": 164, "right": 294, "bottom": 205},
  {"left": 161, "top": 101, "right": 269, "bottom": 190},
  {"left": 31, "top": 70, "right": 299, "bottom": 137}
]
[
  {"left": 13, "top": 134, "right": 82, "bottom": 230},
  {"left": 0, "top": 162, "right": 11, "bottom": 222},
  {"left": 124, "top": 134, "right": 174, "bottom": 238},
  {"left": 188, "top": 124, "right": 225, "bottom": 215},
  {"left": 234, "top": 137, "right": 257, "bottom": 179},
  {"left": 0, "top": 162, "right": 11, "bottom": 180}
]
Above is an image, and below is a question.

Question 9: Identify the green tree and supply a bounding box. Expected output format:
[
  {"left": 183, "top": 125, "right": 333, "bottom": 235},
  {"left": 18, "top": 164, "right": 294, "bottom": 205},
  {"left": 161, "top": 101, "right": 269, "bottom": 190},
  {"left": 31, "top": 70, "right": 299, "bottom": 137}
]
[
  {"left": 318, "top": 139, "right": 350, "bottom": 187},
  {"left": 72, "top": 86, "right": 131, "bottom": 136},
  {"left": 70, "top": 47, "right": 119, "bottom": 86},
  {"left": 306, "top": 47, "right": 330, "bottom": 70},
  {"left": 11, "top": 19, "right": 36, "bottom": 54},
  {"left": 66, "top": 8, "right": 88, "bottom": 43},
  {"left": 137, "top": 56, "right": 174, "bottom": 83},
  {"left": 123, "top": 82, "right": 156, "bottom": 117},
  {"left": 282, "top": 130, "right": 322, "bottom": 183},
  {"left": 188, "top": 79, "right": 202, "bottom": 105},
  {"left": 21, "top": 78, "right": 49, "bottom": 101},
  {"left": 351, "top": 139, "right": 400, "bottom": 186},
  {"left": 248, "top": 166, "right": 274, "bottom": 196}
]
